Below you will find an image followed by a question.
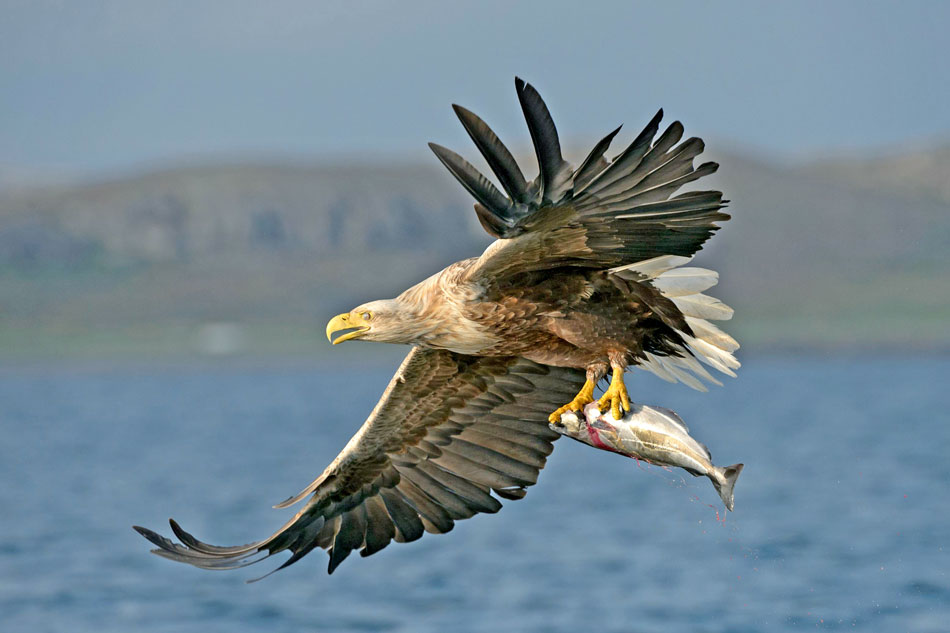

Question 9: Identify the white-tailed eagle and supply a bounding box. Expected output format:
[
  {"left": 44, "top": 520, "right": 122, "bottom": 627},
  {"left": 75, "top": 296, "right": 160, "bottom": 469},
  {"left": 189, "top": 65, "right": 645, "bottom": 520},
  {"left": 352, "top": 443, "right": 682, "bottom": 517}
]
[{"left": 135, "top": 78, "right": 738, "bottom": 576}]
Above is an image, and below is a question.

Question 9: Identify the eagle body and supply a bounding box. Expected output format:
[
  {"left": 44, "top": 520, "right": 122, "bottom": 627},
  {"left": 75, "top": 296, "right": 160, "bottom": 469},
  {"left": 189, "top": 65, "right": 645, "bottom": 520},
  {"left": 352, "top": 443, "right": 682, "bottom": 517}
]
[
  {"left": 136, "top": 78, "right": 740, "bottom": 576},
  {"left": 394, "top": 256, "right": 693, "bottom": 379}
]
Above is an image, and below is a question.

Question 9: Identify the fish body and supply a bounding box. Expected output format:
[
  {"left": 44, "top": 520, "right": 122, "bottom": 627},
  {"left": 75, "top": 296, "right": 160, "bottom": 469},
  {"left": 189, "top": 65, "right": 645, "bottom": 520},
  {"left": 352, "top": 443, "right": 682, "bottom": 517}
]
[{"left": 552, "top": 402, "right": 743, "bottom": 511}]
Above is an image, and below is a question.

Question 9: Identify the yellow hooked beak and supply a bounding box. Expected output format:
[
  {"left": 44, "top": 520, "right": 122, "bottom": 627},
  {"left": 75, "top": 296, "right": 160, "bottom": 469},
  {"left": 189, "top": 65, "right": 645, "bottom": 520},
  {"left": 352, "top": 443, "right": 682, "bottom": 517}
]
[{"left": 326, "top": 312, "right": 370, "bottom": 345}]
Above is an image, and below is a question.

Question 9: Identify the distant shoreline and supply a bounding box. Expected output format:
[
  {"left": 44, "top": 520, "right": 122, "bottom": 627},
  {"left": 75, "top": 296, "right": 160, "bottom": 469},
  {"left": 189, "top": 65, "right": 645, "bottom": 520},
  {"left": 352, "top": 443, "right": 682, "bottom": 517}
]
[{"left": 4, "top": 344, "right": 949, "bottom": 375}]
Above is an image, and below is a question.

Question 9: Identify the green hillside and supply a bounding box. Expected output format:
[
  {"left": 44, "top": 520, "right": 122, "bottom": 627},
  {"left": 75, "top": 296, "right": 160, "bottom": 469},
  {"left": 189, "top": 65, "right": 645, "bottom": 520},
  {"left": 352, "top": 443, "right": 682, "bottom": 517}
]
[{"left": 2, "top": 145, "right": 948, "bottom": 361}]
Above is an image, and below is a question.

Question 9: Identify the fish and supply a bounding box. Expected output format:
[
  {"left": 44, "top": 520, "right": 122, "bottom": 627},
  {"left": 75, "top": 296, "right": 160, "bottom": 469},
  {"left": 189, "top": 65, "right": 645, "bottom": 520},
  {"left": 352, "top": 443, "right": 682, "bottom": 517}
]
[{"left": 551, "top": 402, "right": 744, "bottom": 511}]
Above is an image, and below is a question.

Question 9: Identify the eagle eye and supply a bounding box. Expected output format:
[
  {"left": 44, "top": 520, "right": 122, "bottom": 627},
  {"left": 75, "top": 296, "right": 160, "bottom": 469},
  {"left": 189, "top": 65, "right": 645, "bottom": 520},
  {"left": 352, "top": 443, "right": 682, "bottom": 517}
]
[{"left": 361, "top": 312, "right": 372, "bottom": 321}]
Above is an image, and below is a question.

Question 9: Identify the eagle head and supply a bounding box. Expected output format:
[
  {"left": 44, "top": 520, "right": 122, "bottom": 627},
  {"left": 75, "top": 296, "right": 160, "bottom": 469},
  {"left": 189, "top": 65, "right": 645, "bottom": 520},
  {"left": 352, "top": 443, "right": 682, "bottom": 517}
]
[{"left": 326, "top": 299, "right": 421, "bottom": 346}]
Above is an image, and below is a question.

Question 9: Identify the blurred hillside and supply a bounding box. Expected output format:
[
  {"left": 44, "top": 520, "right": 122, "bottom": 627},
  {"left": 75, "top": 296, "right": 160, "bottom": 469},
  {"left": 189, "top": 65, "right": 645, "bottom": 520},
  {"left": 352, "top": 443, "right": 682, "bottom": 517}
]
[
  {"left": 801, "top": 142, "right": 950, "bottom": 204},
  {"left": 1, "top": 144, "right": 948, "bottom": 361}
]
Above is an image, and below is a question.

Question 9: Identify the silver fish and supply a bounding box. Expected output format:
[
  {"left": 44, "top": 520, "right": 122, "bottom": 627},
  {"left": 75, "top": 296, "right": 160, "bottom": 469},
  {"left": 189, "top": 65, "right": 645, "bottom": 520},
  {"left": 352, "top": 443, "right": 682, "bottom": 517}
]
[{"left": 551, "top": 402, "right": 744, "bottom": 511}]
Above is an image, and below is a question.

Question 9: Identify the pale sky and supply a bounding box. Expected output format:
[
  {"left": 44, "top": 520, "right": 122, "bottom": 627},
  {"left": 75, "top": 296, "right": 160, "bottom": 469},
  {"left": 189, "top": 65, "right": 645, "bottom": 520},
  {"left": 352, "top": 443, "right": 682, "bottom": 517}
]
[{"left": 2, "top": 0, "right": 948, "bottom": 174}]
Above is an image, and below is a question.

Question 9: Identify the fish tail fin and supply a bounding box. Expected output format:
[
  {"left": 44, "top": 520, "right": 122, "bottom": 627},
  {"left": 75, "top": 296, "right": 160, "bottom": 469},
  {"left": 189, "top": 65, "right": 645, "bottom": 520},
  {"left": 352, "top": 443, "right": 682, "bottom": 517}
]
[{"left": 711, "top": 463, "right": 744, "bottom": 511}]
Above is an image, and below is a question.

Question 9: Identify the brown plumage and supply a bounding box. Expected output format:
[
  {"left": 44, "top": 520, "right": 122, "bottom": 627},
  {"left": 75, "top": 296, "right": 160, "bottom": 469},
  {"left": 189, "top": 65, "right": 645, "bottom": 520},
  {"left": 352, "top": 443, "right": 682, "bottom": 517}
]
[{"left": 135, "top": 78, "right": 739, "bottom": 576}]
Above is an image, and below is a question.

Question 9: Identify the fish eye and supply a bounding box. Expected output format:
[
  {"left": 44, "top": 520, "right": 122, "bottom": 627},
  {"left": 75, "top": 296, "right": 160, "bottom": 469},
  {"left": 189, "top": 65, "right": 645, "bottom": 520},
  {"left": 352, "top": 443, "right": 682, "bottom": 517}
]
[{"left": 361, "top": 312, "right": 372, "bottom": 321}]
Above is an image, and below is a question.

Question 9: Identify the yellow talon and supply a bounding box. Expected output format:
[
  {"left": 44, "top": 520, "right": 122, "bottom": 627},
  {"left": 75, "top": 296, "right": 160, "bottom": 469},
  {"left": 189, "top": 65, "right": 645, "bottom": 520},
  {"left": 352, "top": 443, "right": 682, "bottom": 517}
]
[
  {"left": 548, "top": 379, "right": 596, "bottom": 423},
  {"left": 597, "top": 366, "right": 631, "bottom": 420}
]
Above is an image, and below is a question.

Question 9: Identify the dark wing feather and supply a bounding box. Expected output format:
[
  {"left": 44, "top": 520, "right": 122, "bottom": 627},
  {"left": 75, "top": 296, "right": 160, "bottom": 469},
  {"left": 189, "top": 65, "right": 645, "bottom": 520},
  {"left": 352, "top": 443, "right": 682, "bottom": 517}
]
[
  {"left": 134, "top": 347, "right": 584, "bottom": 576},
  {"left": 576, "top": 109, "right": 665, "bottom": 196},
  {"left": 452, "top": 104, "right": 531, "bottom": 205},
  {"left": 515, "top": 77, "right": 572, "bottom": 204},
  {"left": 428, "top": 143, "right": 513, "bottom": 227},
  {"left": 429, "top": 79, "right": 728, "bottom": 281},
  {"left": 572, "top": 125, "right": 623, "bottom": 191}
]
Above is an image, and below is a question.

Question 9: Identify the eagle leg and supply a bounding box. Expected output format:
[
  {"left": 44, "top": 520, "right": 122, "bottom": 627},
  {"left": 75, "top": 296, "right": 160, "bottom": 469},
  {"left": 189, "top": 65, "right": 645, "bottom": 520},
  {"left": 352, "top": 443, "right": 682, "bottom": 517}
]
[
  {"left": 548, "top": 379, "right": 596, "bottom": 423},
  {"left": 597, "top": 365, "right": 631, "bottom": 421}
]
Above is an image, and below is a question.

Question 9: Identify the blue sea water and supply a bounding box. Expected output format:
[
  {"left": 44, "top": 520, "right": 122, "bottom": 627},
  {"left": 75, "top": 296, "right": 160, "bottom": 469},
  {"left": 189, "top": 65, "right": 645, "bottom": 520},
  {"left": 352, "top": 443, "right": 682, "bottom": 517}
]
[{"left": 1, "top": 354, "right": 948, "bottom": 632}]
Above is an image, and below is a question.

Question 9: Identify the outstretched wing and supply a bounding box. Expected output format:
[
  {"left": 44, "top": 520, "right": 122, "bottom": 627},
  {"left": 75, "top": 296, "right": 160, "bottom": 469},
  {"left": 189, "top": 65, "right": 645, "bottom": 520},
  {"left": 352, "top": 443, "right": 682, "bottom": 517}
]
[
  {"left": 135, "top": 348, "right": 585, "bottom": 576},
  {"left": 429, "top": 77, "right": 729, "bottom": 281}
]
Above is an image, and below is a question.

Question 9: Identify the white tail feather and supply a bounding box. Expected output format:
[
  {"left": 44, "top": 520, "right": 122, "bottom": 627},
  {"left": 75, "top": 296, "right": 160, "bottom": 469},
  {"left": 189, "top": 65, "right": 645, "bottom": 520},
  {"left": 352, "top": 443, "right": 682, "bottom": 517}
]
[
  {"left": 650, "top": 267, "right": 718, "bottom": 296},
  {"left": 641, "top": 352, "right": 679, "bottom": 383},
  {"left": 671, "top": 347, "right": 722, "bottom": 385},
  {"left": 670, "top": 293, "right": 734, "bottom": 321},
  {"left": 686, "top": 336, "right": 740, "bottom": 377},
  {"left": 624, "top": 254, "right": 740, "bottom": 390},
  {"left": 610, "top": 254, "right": 692, "bottom": 278},
  {"left": 659, "top": 359, "right": 709, "bottom": 392},
  {"left": 639, "top": 349, "right": 720, "bottom": 392},
  {"left": 685, "top": 316, "right": 740, "bottom": 352}
]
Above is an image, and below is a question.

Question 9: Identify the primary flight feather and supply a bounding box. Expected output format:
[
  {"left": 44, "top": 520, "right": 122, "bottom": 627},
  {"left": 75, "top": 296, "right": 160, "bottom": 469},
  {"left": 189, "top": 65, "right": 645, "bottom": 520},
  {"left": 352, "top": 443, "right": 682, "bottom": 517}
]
[{"left": 135, "top": 77, "right": 738, "bottom": 576}]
